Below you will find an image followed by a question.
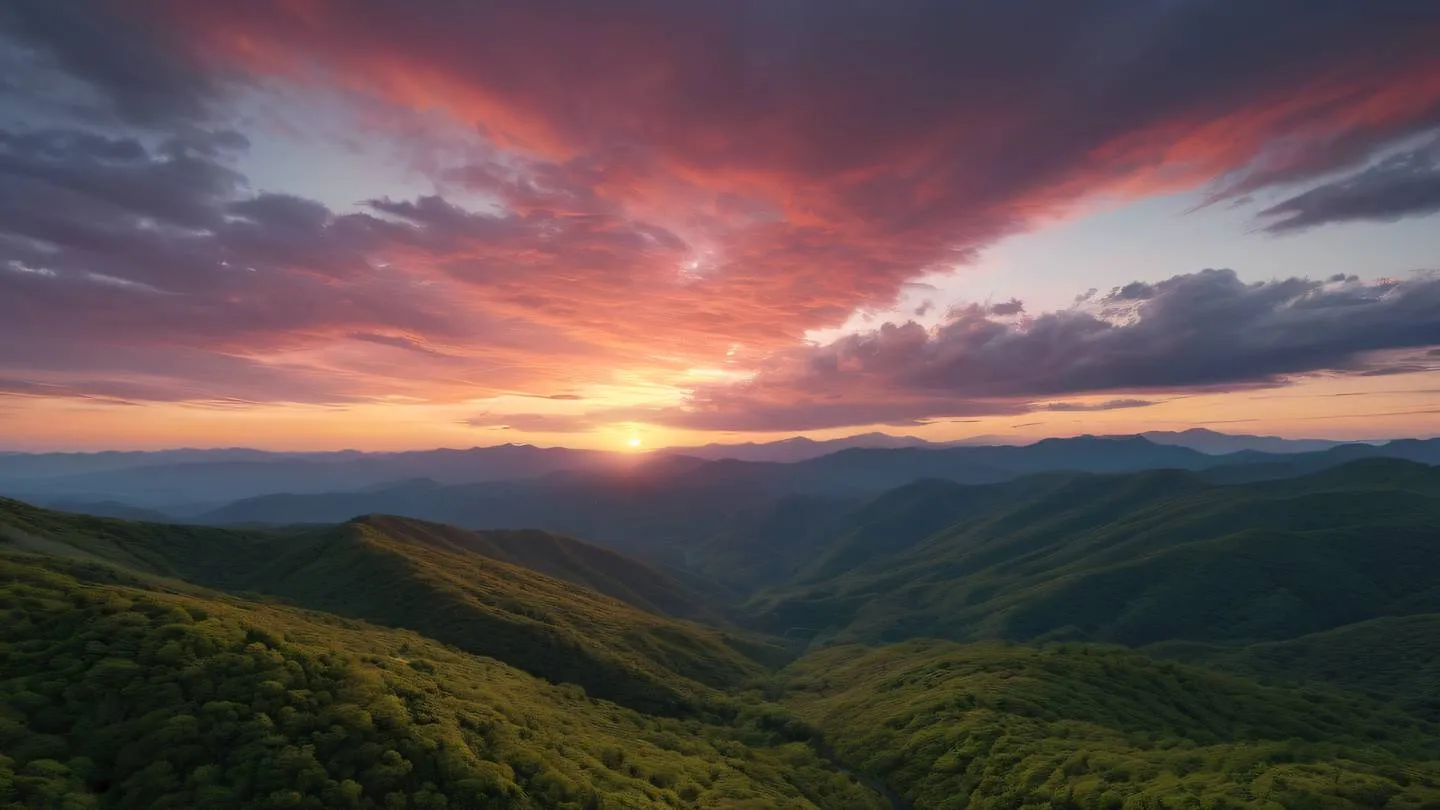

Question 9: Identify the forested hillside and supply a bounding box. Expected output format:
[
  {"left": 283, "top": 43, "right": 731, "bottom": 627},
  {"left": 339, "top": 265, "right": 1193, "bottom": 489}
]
[
  {"left": 0, "top": 555, "right": 885, "bottom": 809},
  {"left": 0, "top": 499, "right": 773, "bottom": 715},
  {"left": 752, "top": 459, "right": 1440, "bottom": 646},
  {"left": 1150, "top": 614, "right": 1440, "bottom": 722},
  {"left": 4, "top": 451, "right": 1440, "bottom": 810},
  {"left": 779, "top": 641, "right": 1440, "bottom": 809}
]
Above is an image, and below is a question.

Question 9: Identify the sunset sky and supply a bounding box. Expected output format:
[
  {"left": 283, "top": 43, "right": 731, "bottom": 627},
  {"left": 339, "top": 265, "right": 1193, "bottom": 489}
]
[{"left": 2, "top": 1, "right": 1440, "bottom": 451}]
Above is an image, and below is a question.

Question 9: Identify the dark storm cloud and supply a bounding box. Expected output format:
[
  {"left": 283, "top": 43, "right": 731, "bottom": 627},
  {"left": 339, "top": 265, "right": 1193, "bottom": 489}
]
[
  {"left": 987, "top": 299, "right": 1027, "bottom": 317},
  {"left": 630, "top": 269, "right": 1440, "bottom": 430},
  {"left": 892, "top": 270, "right": 1440, "bottom": 395},
  {"left": 1259, "top": 139, "right": 1440, "bottom": 233},
  {"left": 1039, "top": 399, "right": 1156, "bottom": 412},
  {"left": 0, "top": 0, "right": 226, "bottom": 127}
]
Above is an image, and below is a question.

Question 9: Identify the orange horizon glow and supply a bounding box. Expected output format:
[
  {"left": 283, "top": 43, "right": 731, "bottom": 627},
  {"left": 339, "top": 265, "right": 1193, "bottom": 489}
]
[{"left": 3, "top": 369, "right": 1438, "bottom": 453}]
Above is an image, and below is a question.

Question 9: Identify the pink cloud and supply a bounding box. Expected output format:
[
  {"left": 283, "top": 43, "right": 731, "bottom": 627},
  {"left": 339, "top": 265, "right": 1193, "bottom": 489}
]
[{"left": 2, "top": 1, "right": 1439, "bottom": 432}]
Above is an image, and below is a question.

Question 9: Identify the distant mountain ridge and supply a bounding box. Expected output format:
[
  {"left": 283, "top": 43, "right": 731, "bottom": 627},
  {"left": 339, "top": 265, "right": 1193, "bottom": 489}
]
[
  {"left": 671, "top": 427, "right": 1373, "bottom": 460},
  {"left": 750, "top": 458, "right": 1440, "bottom": 647},
  {"left": 1135, "top": 427, "right": 1369, "bottom": 454},
  {"left": 0, "top": 444, "right": 623, "bottom": 506},
  {"left": 188, "top": 436, "right": 1440, "bottom": 558},
  {"left": 666, "top": 432, "right": 934, "bottom": 462},
  {"left": 3, "top": 433, "right": 1434, "bottom": 527}
]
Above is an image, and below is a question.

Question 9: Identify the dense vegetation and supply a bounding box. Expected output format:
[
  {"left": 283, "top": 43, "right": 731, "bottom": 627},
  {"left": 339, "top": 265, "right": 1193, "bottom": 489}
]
[
  {"left": 1151, "top": 614, "right": 1440, "bottom": 722},
  {"left": 752, "top": 460, "right": 1440, "bottom": 647},
  {"left": 4, "top": 451, "right": 1440, "bottom": 809},
  {"left": 0, "top": 499, "right": 773, "bottom": 715},
  {"left": 0, "top": 555, "right": 886, "bottom": 809},
  {"left": 351, "top": 516, "right": 726, "bottom": 623},
  {"left": 779, "top": 640, "right": 1440, "bottom": 809}
]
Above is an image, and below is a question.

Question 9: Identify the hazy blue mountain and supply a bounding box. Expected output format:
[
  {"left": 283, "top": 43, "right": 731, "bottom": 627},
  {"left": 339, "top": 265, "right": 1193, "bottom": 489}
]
[
  {"left": 666, "top": 432, "right": 933, "bottom": 462},
  {"left": 192, "top": 436, "right": 1440, "bottom": 559},
  {"left": 9, "top": 433, "right": 1436, "bottom": 525},
  {"left": 0, "top": 444, "right": 623, "bottom": 506},
  {"left": 1138, "top": 427, "right": 1366, "bottom": 454}
]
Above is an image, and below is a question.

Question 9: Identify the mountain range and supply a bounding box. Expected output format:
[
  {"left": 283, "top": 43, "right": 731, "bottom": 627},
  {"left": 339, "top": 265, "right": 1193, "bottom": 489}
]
[
  {"left": 0, "top": 429, "right": 1395, "bottom": 511},
  {"left": 2, "top": 436, "right": 1439, "bottom": 807},
  {"left": 130, "top": 436, "right": 1440, "bottom": 569}
]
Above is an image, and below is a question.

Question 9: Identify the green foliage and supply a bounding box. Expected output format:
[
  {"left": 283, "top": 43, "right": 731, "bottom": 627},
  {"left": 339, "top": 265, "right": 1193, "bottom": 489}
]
[
  {"left": 780, "top": 640, "right": 1440, "bottom": 810},
  {"left": 753, "top": 460, "right": 1440, "bottom": 647},
  {"left": 0, "top": 499, "right": 776, "bottom": 715},
  {"left": 0, "top": 556, "right": 886, "bottom": 809},
  {"left": 7, "top": 463, "right": 1440, "bottom": 810},
  {"left": 1152, "top": 614, "right": 1440, "bottom": 722},
  {"left": 684, "top": 496, "right": 863, "bottom": 597},
  {"left": 348, "top": 516, "right": 728, "bottom": 625}
]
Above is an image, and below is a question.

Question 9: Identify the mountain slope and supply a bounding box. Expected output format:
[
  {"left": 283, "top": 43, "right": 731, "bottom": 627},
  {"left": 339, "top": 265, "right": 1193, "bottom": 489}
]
[
  {"left": 682, "top": 494, "right": 864, "bottom": 595},
  {"left": 790, "top": 474, "right": 1080, "bottom": 586},
  {"left": 1151, "top": 613, "right": 1440, "bottom": 721},
  {"left": 0, "top": 553, "right": 888, "bottom": 809},
  {"left": 0, "top": 498, "right": 767, "bottom": 714},
  {"left": 191, "top": 437, "right": 1232, "bottom": 569},
  {"left": 196, "top": 466, "right": 784, "bottom": 567},
  {"left": 753, "top": 459, "right": 1440, "bottom": 646},
  {"left": 336, "top": 514, "right": 725, "bottom": 623},
  {"left": 779, "top": 640, "right": 1440, "bottom": 810}
]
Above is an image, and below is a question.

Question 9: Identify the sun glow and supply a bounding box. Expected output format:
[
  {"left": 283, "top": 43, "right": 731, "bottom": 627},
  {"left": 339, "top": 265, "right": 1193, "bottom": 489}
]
[{"left": 626, "top": 436, "right": 643, "bottom": 448}]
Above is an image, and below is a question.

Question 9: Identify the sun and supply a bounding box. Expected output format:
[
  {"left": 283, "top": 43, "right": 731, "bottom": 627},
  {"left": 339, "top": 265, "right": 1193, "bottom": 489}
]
[{"left": 626, "top": 436, "right": 643, "bottom": 448}]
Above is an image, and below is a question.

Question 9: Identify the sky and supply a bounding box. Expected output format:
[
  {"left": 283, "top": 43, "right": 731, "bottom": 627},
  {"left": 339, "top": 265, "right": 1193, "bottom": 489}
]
[{"left": 2, "top": 1, "right": 1440, "bottom": 452}]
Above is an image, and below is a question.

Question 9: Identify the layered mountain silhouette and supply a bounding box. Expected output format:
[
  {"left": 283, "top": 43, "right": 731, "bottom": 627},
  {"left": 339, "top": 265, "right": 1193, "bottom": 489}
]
[{"left": 3, "top": 432, "right": 1421, "bottom": 512}]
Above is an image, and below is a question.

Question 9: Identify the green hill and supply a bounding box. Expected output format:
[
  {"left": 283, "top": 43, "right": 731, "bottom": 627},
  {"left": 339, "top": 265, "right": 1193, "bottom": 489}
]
[
  {"left": 752, "top": 460, "right": 1440, "bottom": 646},
  {"left": 790, "top": 474, "right": 1080, "bottom": 587},
  {"left": 301, "top": 514, "right": 726, "bottom": 624},
  {"left": 0, "top": 554, "right": 887, "bottom": 809},
  {"left": 779, "top": 640, "right": 1440, "bottom": 810},
  {"left": 1150, "top": 614, "right": 1440, "bottom": 721},
  {"left": 0, "top": 498, "right": 767, "bottom": 715},
  {"left": 682, "top": 495, "right": 863, "bottom": 595}
]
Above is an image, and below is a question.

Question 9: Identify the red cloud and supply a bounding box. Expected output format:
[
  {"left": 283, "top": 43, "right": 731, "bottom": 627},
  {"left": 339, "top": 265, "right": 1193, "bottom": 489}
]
[
  {"left": 149, "top": 2, "right": 1440, "bottom": 309},
  {"left": 3, "top": 1, "right": 1439, "bottom": 426}
]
